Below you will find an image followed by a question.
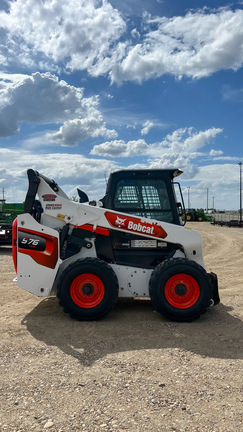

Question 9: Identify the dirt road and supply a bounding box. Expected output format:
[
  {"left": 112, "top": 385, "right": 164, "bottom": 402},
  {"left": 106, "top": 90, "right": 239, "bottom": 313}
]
[{"left": 0, "top": 222, "right": 242, "bottom": 431}]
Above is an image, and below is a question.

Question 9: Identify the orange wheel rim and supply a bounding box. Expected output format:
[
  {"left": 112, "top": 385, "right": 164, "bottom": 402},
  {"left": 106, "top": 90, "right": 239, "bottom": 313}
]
[
  {"left": 164, "top": 273, "right": 200, "bottom": 309},
  {"left": 70, "top": 273, "right": 105, "bottom": 308}
]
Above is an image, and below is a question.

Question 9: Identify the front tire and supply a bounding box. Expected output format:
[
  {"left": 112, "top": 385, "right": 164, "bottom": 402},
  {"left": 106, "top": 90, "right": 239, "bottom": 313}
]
[
  {"left": 149, "top": 258, "right": 212, "bottom": 322},
  {"left": 57, "top": 258, "right": 118, "bottom": 321}
]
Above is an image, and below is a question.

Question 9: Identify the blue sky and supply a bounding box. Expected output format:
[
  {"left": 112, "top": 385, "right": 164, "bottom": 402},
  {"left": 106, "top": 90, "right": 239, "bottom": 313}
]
[{"left": 0, "top": 0, "right": 243, "bottom": 210}]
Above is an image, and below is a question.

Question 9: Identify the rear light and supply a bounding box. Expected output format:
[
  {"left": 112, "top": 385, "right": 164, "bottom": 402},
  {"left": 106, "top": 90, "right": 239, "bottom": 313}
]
[{"left": 12, "top": 218, "right": 18, "bottom": 273}]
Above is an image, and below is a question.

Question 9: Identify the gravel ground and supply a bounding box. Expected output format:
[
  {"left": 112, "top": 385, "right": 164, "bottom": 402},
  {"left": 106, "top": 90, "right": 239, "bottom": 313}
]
[{"left": 0, "top": 222, "right": 242, "bottom": 432}]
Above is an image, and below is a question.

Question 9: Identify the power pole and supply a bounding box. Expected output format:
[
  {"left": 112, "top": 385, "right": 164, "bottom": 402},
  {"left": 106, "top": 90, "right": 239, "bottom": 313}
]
[
  {"left": 1, "top": 188, "right": 5, "bottom": 203},
  {"left": 239, "top": 162, "right": 242, "bottom": 225},
  {"left": 187, "top": 187, "right": 190, "bottom": 208}
]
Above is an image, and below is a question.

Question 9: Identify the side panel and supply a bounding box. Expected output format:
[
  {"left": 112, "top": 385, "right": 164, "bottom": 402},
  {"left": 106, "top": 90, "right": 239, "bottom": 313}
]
[
  {"left": 16, "top": 253, "right": 59, "bottom": 297},
  {"left": 15, "top": 214, "right": 61, "bottom": 296},
  {"left": 110, "top": 264, "right": 153, "bottom": 298}
]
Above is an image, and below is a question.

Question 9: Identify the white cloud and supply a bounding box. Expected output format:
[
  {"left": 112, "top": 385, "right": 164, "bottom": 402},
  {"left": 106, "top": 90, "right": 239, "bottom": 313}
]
[
  {"left": 110, "top": 9, "right": 243, "bottom": 83},
  {"left": 147, "top": 153, "right": 199, "bottom": 179},
  {"left": 162, "top": 128, "right": 205, "bottom": 153},
  {"left": 144, "top": 128, "right": 223, "bottom": 179},
  {"left": 47, "top": 113, "right": 117, "bottom": 147},
  {"left": 91, "top": 127, "right": 223, "bottom": 159},
  {"left": 141, "top": 120, "right": 154, "bottom": 135},
  {"left": 0, "top": 0, "right": 126, "bottom": 75},
  {"left": 89, "top": 126, "right": 224, "bottom": 193},
  {"left": 210, "top": 149, "right": 223, "bottom": 156},
  {"left": 131, "top": 28, "right": 140, "bottom": 39},
  {"left": 0, "top": 72, "right": 117, "bottom": 144},
  {"left": 181, "top": 127, "right": 223, "bottom": 152},
  {"left": 1, "top": 3, "right": 243, "bottom": 83},
  {"left": 91, "top": 139, "right": 148, "bottom": 157}
]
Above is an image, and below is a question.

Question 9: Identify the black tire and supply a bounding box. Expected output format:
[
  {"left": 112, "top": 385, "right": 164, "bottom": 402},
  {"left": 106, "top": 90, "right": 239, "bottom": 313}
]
[
  {"left": 149, "top": 258, "right": 213, "bottom": 322},
  {"left": 186, "top": 213, "right": 192, "bottom": 221},
  {"left": 57, "top": 258, "right": 118, "bottom": 321}
]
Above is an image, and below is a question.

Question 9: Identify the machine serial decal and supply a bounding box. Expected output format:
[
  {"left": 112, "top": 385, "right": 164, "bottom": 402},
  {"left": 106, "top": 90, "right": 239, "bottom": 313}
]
[
  {"left": 131, "top": 239, "right": 157, "bottom": 248},
  {"left": 42, "top": 194, "right": 57, "bottom": 201},
  {"left": 105, "top": 212, "right": 167, "bottom": 238},
  {"left": 45, "top": 204, "right": 62, "bottom": 210}
]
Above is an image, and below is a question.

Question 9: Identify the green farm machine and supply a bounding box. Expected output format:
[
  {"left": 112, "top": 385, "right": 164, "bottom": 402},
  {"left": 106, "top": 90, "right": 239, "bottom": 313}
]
[
  {"left": 0, "top": 200, "right": 24, "bottom": 245},
  {"left": 186, "top": 208, "right": 213, "bottom": 222}
]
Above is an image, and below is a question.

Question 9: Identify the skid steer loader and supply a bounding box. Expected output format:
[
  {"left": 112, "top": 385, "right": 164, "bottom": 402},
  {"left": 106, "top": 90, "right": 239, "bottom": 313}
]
[{"left": 12, "top": 169, "right": 219, "bottom": 322}]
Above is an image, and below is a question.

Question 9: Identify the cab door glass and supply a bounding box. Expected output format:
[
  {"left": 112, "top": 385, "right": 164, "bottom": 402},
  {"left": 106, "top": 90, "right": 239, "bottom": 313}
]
[{"left": 113, "top": 179, "right": 173, "bottom": 223}]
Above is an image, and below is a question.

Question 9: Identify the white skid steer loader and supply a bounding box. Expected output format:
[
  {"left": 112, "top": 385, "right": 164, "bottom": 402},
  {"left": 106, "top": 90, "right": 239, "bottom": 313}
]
[{"left": 12, "top": 169, "right": 219, "bottom": 322}]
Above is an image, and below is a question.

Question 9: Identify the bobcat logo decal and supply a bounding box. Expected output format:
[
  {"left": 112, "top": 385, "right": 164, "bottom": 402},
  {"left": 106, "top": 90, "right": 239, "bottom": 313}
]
[
  {"left": 105, "top": 212, "right": 167, "bottom": 239},
  {"left": 115, "top": 216, "right": 127, "bottom": 228}
]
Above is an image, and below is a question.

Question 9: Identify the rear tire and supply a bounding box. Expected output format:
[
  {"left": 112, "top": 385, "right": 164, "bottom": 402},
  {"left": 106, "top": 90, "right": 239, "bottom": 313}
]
[
  {"left": 149, "top": 258, "right": 212, "bottom": 322},
  {"left": 57, "top": 258, "right": 118, "bottom": 321}
]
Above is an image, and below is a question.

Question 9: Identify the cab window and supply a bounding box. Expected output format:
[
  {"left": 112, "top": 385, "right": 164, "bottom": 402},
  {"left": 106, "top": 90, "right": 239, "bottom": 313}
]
[{"left": 113, "top": 179, "right": 173, "bottom": 223}]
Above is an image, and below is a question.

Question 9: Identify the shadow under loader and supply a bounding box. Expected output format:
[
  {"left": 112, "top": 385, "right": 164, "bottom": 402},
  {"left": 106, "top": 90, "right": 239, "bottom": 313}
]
[{"left": 21, "top": 297, "right": 243, "bottom": 366}]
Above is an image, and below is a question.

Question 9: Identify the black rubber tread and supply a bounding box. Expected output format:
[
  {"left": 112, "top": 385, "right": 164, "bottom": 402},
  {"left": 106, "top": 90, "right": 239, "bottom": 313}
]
[
  {"left": 149, "top": 258, "right": 213, "bottom": 322},
  {"left": 57, "top": 257, "right": 118, "bottom": 321}
]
